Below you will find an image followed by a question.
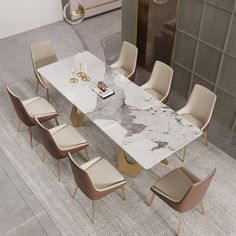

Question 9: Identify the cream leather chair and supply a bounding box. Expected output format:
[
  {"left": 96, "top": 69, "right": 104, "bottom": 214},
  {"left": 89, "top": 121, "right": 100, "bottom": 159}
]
[
  {"left": 149, "top": 167, "right": 216, "bottom": 236},
  {"left": 177, "top": 85, "right": 217, "bottom": 155},
  {"left": 110, "top": 41, "right": 138, "bottom": 81},
  {"left": 31, "top": 41, "right": 58, "bottom": 101},
  {"left": 69, "top": 152, "right": 127, "bottom": 223},
  {"left": 7, "top": 86, "right": 59, "bottom": 148},
  {"left": 35, "top": 118, "right": 89, "bottom": 181},
  {"left": 141, "top": 61, "right": 173, "bottom": 104}
]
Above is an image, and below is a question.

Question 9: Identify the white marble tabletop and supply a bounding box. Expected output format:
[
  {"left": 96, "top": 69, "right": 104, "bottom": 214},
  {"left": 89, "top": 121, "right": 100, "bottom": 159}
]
[{"left": 38, "top": 51, "right": 202, "bottom": 169}]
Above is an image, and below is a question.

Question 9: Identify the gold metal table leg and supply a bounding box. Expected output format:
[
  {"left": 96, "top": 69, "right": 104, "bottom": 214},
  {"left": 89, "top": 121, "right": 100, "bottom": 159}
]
[
  {"left": 118, "top": 148, "right": 142, "bottom": 178},
  {"left": 70, "top": 105, "right": 85, "bottom": 127},
  {"left": 160, "top": 159, "right": 169, "bottom": 165}
]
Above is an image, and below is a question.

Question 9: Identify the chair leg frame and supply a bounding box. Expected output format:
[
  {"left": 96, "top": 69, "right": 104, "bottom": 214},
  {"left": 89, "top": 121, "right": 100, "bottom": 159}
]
[
  {"left": 29, "top": 127, "right": 33, "bottom": 148},
  {"left": 72, "top": 185, "right": 79, "bottom": 199},
  {"left": 17, "top": 119, "right": 22, "bottom": 132},
  {"left": 54, "top": 117, "right": 59, "bottom": 126},
  {"left": 46, "top": 88, "right": 49, "bottom": 101},
  {"left": 42, "top": 148, "right": 48, "bottom": 162},
  {"left": 92, "top": 200, "right": 95, "bottom": 224},
  {"left": 203, "top": 131, "right": 208, "bottom": 146},
  {"left": 121, "top": 186, "right": 126, "bottom": 201},
  {"left": 84, "top": 148, "right": 89, "bottom": 161},
  {"left": 57, "top": 159, "right": 60, "bottom": 181},
  {"left": 200, "top": 200, "right": 205, "bottom": 215},
  {"left": 177, "top": 213, "right": 183, "bottom": 236},
  {"left": 36, "top": 80, "right": 39, "bottom": 94},
  {"left": 148, "top": 192, "right": 155, "bottom": 207}
]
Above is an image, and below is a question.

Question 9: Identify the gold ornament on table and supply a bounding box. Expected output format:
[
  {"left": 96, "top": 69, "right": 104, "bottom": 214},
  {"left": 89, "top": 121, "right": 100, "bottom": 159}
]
[
  {"left": 97, "top": 81, "right": 107, "bottom": 92},
  {"left": 77, "top": 63, "right": 90, "bottom": 81},
  {"left": 70, "top": 67, "right": 78, "bottom": 84}
]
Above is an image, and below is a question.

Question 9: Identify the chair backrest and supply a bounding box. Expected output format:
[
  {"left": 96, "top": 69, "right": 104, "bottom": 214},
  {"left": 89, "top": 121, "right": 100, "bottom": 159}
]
[
  {"left": 34, "top": 117, "right": 62, "bottom": 159},
  {"left": 7, "top": 86, "right": 33, "bottom": 127},
  {"left": 185, "top": 84, "right": 216, "bottom": 128},
  {"left": 178, "top": 168, "right": 216, "bottom": 212},
  {"left": 68, "top": 153, "right": 99, "bottom": 200},
  {"left": 31, "top": 41, "right": 57, "bottom": 86},
  {"left": 150, "top": 61, "right": 173, "bottom": 100},
  {"left": 117, "top": 41, "right": 138, "bottom": 77}
]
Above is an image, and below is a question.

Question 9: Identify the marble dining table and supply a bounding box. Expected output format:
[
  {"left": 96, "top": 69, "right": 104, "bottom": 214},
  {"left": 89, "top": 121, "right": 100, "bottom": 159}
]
[{"left": 38, "top": 51, "right": 202, "bottom": 177}]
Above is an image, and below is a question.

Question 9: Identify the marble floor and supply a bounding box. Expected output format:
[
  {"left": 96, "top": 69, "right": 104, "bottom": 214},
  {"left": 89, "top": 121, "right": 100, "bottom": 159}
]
[{"left": 0, "top": 9, "right": 236, "bottom": 236}]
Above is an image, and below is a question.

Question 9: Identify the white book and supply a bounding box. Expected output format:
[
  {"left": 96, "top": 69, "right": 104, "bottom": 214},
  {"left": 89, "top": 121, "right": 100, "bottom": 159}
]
[{"left": 92, "top": 87, "right": 114, "bottom": 99}]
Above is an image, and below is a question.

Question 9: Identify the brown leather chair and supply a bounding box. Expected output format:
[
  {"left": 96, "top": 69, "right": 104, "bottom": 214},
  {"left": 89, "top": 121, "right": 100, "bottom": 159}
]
[
  {"left": 31, "top": 40, "right": 58, "bottom": 101},
  {"left": 68, "top": 152, "right": 127, "bottom": 223},
  {"left": 149, "top": 167, "right": 216, "bottom": 235},
  {"left": 7, "top": 86, "right": 59, "bottom": 148},
  {"left": 34, "top": 117, "right": 89, "bottom": 181}
]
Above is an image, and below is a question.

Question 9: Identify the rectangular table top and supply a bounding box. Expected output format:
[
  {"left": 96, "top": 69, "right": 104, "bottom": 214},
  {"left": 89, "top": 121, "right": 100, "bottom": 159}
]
[{"left": 38, "top": 51, "right": 202, "bottom": 169}]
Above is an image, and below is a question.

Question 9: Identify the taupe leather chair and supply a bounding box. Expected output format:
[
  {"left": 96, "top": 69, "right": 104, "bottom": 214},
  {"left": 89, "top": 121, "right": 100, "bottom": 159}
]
[
  {"left": 35, "top": 118, "right": 89, "bottom": 181},
  {"left": 7, "top": 86, "right": 59, "bottom": 148},
  {"left": 149, "top": 167, "right": 216, "bottom": 236},
  {"left": 31, "top": 40, "right": 58, "bottom": 101},
  {"left": 110, "top": 41, "right": 138, "bottom": 81},
  {"left": 68, "top": 152, "right": 127, "bottom": 223},
  {"left": 141, "top": 61, "right": 173, "bottom": 104}
]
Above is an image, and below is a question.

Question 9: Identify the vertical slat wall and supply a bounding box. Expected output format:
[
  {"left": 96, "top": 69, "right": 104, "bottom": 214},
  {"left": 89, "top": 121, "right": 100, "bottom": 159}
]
[
  {"left": 137, "top": 0, "right": 178, "bottom": 68},
  {"left": 137, "top": 0, "right": 150, "bottom": 65},
  {"left": 172, "top": 0, "right": 236, "bottom": 131},
  {"left": 146, "top": 0, "right": 177, "bottom": 70}
]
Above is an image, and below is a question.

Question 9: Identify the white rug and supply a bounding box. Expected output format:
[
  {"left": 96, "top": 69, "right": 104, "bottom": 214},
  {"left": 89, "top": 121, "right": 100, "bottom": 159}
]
[{"left": 1, "top": 78, "right": 236, "bottom": 236}]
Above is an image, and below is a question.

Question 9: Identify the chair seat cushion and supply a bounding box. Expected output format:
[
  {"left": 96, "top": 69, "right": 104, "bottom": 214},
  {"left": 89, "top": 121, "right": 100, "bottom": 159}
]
[
  {"left": 50, "top": 124, "right": 87, "bottom": 149},
  {"left": 181, "top": 113, "right": 203, "bottom": 129},
  {"left": 86, "top": 158, "right": 125, "bottom": 190},
  {"left": 23, "top": 97, "right": 57, "bottom": 118},
  {"left": 113, "top": 67, "right": 130, "bottom": 77},
  {"left": 144, "top": 88, "right": 164, "bottom": 101},
  {"left": 151, "top": 168, "right": 194, "bottom": 203}
]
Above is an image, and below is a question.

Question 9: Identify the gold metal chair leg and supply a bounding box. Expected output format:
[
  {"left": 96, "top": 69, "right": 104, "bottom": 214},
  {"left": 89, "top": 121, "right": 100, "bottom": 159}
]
[
  {"left": 29, "top": 127, "right": 33, "bottom": 148},
  {"left": 54, "top": 117, "right": 59, "bottom": 126},
  {"left": 57, "top": 159, "right": 61, "bottom": 181},
  {"left": 46, "top": 88, "right": 49, "bottom": 101},
  {"left": 118, "top": 148, "right": 142, "bottom": 178},
  {"left": 200, "top": 200, "right": 205, "bottom": 215},
  {"left": 70, "top": 105, "right": 85, "bottom": 127},
  {"left": 148, "top": 192, "right": 155, "bottom": 207},
  {"left": 177, "top": 213, "right": 183, "bottom": 236},
  {"left": 121, "top": 186, "right": 126, "bottom": 201},
  {"left": 17, "top": 119, "right": 21, "bottom": 132},
  {"left": 72, "top": 185, "right": 79, "bottom": 199},
  {"left": 203, "top": 132, "right": 208, "bottom": 146},
  {"left": 92, "top": 201, "right": 95, "bottom": 224},
  {"left": 84, "top": 148, "right": 89, "bottom": 161},
  {"left": 42, "top": 149, "right": 48, "bottom": 162},
  {"left": 36, "top": 80, "right": 39, "bottom": 94}
]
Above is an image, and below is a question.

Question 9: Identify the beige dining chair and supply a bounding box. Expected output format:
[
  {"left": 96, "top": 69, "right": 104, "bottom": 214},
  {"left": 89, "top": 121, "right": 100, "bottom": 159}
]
[
  {"left": 149, "top": 167, "right": 216, "bottom": 236},
  {"left": 7, "top": 86, "right": 59, "bottom": 148},
  {"left": 110, "top": 41, "right": 138, "bottom": 81},
  {"left": 177, "top": 84, "right": 217, "bottom": 160},
  {"left": 68, "top": 152, "right": 127, "bottom": 223},
  {"left": 31, "top": 40, "right": 58, "bottom": 101},
  {"left": 141, "top": 61, "right": 173, "bottom": 104},
  {"left": 34, "top": 117, "right": 89, "bottom": 181}
]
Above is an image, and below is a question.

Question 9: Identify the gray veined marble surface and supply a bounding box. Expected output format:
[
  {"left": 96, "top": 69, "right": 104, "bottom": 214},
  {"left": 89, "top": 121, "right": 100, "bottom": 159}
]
[{"left": 39, "top": 51, "right": 202, "bottom": 169}]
